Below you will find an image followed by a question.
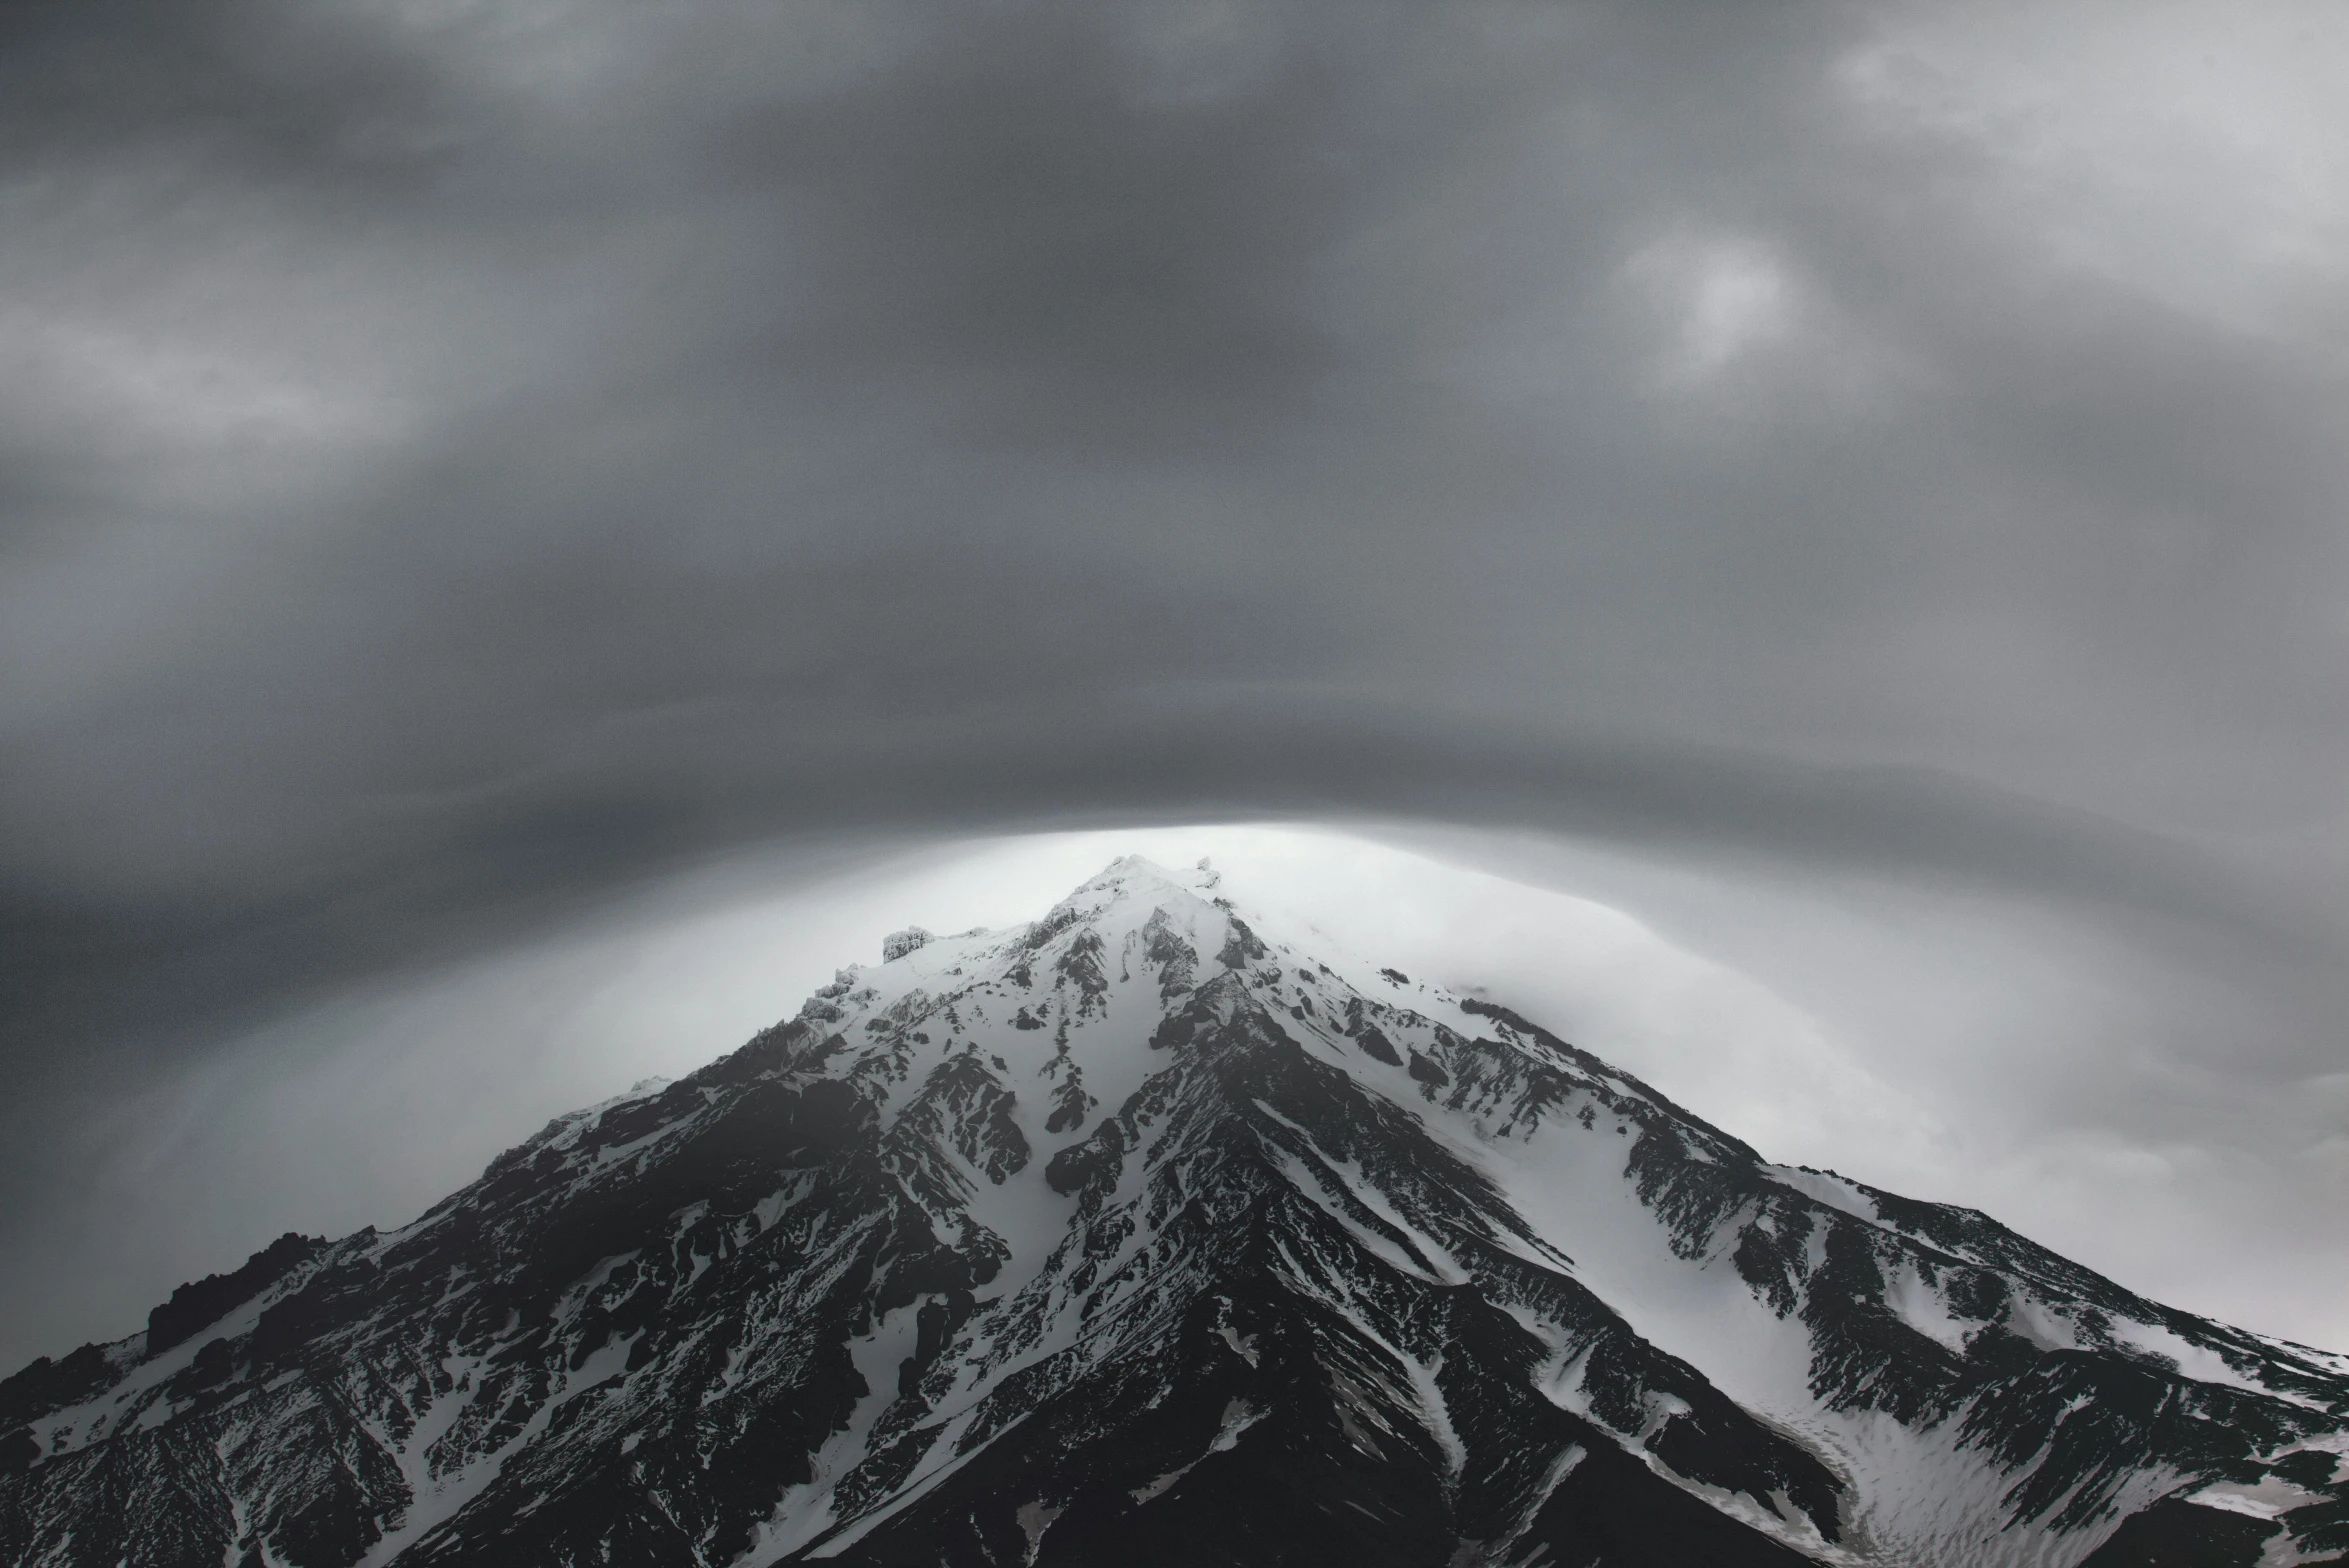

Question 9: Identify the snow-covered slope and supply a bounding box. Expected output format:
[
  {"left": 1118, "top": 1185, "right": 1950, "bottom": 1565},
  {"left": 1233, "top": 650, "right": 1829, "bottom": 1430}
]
[{"left": 4, "top": 857, "right": 2345, "bottom": 1567}]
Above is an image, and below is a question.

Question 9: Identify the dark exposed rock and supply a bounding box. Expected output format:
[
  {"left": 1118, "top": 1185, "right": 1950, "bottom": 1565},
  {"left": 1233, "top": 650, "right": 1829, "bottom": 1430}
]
[
  {"left": 881, "top": 927, "right": 933, "bottom": 963},
  {"left": 2077, "top": 1495, "right": 2280, "bottom": 1566},
  {"left": 146, "top": 1232, "right": 328, "bottom": 1356},
  {"left": 0, "top": 1344, "right": 115, "bottom": 1429}
]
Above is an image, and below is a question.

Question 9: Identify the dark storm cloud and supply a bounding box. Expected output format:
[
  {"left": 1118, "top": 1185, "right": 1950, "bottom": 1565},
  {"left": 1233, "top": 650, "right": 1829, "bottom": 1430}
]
[{"left": 3, "top": 0, "right": 2345, "bottom": 1360}]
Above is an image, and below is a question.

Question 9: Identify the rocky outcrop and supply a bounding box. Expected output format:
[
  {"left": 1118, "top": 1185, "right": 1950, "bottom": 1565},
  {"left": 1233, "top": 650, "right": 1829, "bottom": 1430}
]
[{"left": 881, "top": 927, "right": 933, "bottom": 963}]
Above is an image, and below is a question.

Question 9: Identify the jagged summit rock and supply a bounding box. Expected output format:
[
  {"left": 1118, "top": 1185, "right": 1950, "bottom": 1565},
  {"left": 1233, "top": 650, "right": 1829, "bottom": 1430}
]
[
  {"left": 881, "top": 928, "right": 933, "bottom": 963},
  {"left": 5, "top": 857, "right": 2347, "bottom": 1566}
]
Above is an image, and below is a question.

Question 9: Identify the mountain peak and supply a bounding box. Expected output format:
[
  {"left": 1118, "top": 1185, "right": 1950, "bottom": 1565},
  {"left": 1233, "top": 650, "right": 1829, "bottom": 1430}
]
[
  {"left": 1054, "top": 852, "right": 1230, "bottom": 921},
  {"left": 7, "top": 863, "right": 2346, "bottom": 1568}
]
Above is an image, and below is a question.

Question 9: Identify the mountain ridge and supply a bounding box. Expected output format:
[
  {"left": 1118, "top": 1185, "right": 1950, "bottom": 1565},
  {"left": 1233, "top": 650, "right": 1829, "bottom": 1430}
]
[{"left": 4, "top": 855, "right": 2344, "bottom": 1567}]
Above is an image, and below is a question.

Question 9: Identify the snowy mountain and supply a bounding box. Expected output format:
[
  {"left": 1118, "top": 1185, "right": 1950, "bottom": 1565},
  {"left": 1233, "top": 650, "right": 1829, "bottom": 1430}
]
[{"left": 5, "top": 856, "right": 2346, "bottom": 1567}]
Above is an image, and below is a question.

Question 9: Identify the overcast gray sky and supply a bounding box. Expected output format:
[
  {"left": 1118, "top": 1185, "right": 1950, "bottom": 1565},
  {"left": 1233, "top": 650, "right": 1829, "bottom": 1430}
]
[{"left": 2, "top": 0, "right": 2345, "bottom": 1370}]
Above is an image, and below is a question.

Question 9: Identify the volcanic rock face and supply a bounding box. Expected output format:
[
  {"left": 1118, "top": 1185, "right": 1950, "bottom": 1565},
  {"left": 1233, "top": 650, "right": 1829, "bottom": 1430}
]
[{"left": 5, "top": 857, "right": 2346, "bottom": 1566}]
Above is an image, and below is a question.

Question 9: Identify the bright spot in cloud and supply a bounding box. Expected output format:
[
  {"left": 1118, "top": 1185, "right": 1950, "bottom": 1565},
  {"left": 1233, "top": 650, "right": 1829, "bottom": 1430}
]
[{"left": 1627, "top": 231, "right": 1796, "bottom": 387}]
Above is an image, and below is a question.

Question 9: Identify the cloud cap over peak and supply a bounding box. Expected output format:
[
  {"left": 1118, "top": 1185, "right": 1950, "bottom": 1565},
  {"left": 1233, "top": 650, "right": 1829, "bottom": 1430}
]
[{"left": 1, "top": 0, "right": 2344, "bottom": 1362}]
